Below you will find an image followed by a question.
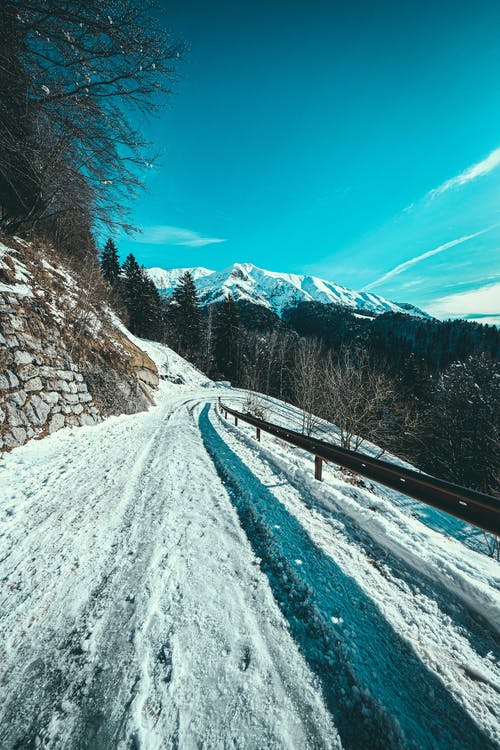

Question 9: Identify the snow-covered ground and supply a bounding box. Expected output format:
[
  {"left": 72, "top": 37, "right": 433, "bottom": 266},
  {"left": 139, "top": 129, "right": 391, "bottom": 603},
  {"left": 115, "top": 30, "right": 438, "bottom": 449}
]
[{"left": 1, "top": 337, "right": 499, "bottom": 749}]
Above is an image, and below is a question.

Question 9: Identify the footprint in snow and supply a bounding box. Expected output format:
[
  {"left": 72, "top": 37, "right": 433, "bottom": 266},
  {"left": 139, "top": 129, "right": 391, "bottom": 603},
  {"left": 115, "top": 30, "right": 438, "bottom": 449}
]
[{"left": 239, "top": 646, "right": 252, "bottom": 672}]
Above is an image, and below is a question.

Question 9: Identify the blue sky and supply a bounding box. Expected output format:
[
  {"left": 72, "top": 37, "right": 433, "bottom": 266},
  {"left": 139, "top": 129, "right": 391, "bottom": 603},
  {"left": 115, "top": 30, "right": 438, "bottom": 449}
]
[{"left": 118, "top": 0, "right": 500, "bottom": 322}]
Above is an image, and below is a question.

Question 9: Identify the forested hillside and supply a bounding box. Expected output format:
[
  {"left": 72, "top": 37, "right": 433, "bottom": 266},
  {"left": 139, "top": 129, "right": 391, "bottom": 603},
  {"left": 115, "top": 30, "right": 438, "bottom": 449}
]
[{"left": 113, "top": 260, "right": 499, "bottom": 496}]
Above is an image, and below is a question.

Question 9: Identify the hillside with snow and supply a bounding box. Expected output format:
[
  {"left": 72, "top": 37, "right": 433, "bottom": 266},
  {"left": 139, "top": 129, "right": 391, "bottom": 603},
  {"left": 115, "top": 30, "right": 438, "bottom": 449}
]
[
  {"left": 147, "top": 262, "right": 431, "bottom": 317},
  {"left": 1, "top": 329, "right": 499, "bottom": 748}
]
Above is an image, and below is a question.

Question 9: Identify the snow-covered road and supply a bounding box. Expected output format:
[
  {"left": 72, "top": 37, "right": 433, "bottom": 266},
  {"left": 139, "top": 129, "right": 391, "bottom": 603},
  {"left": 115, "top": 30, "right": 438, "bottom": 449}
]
[
  {"left": 1, "top": 342, "right": 499, "bottom": 749},
  {"left": 206, "top": 405, "right": 500, "bottom": 749},
  {"left": 0, "top": 390, "right": 340, "bottom": 749}
]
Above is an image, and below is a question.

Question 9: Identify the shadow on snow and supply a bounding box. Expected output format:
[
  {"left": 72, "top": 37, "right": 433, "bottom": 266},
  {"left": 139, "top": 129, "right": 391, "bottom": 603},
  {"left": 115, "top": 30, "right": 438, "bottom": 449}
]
[{"left": 199, "top": 405, "right": 494, "bottom": 750}]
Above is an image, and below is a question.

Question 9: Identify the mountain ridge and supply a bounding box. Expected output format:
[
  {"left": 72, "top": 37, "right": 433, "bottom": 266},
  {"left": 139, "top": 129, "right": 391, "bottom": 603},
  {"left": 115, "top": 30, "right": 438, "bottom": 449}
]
[{"left": 147, "top": 261, "right": 431, "bottom": 318}]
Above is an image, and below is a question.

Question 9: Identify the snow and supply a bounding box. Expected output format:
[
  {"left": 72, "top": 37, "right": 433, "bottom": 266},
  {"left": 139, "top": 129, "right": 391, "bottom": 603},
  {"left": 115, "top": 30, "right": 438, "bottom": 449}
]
[
  {"left": 0, "top": 382, "right": 339, "bottom": 747},
  {"left": 0, "top": 329, "right": 498, "bottom": 748},
  {"left": 146, "top": 266, "right": 214, "bottom": 290},
  {"left": 146, "top": 261, "right": 429, "bottom": 318},
  {"left": 0, "top": 241, "right": 34, "bottom": 297},
  {"left": 225, "top": 389, "right": 491, "bottom": 555},
  {"left": 0, "top": 281, "right": 32, "bottom": 297},
  {"left": 207, "top": 406, "right": 500, "bottom": 748}
]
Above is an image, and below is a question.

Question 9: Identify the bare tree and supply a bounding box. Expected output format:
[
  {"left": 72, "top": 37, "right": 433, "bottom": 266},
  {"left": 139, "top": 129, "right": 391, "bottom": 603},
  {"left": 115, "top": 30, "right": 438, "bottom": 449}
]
[
  {"left": 323, "top": 346, "right": 397, "bottom": 453},
  {"left": 0, "top": 0, "right": 183, "bottom": 238},
  {"left": 243, "top": 393, "right": 268, "bottom": 420},
  {"left": 292, "top": 337, "right": 324, "bottom": 436}
]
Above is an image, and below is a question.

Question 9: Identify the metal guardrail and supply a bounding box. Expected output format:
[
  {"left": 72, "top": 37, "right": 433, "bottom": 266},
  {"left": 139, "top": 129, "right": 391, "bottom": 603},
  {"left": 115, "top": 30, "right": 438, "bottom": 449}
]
[{"left": 219, "top": 401, "right": 500, "bottom": 536}]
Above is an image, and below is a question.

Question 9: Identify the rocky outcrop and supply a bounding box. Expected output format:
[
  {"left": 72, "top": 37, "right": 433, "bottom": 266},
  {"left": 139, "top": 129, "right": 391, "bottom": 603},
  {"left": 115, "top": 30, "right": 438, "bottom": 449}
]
[{"left": 0, "top": 237, "right": 159, "bottom": 451}]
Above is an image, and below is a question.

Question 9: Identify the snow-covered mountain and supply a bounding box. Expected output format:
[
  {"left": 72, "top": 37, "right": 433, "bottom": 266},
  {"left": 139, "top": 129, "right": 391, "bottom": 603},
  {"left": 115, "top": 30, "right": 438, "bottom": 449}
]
[
  {"left": 147, "top": 266, "right": 214, "bottom": 290},
  {"left": 147, "top": 261, "right": 429, "bottom": 317}
]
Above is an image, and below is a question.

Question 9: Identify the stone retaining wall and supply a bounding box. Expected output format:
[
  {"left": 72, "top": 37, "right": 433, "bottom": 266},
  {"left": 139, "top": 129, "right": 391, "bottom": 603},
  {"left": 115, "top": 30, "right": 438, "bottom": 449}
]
[
  {"left": 0, "top": 291, "right": 101, "bottom": 449},
  {"left": 0, "top": 238, "right": 159, "bottom": 452}
]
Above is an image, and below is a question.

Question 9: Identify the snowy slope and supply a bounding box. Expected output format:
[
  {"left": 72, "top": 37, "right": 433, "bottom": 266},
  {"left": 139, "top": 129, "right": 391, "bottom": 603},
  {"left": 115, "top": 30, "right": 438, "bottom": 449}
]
[
  {"left": 147, "top": 261, "right": 430, "bottom": 317},
  {"left": 1, "top": 338, "right": 498, "bottom": 749}
]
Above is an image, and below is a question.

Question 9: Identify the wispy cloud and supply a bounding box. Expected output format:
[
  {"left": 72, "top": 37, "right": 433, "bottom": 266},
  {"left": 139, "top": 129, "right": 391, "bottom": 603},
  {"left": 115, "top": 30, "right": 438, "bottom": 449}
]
[
  {"left": 427, "top": 281, "right": 500, "bottom": 322},
  {"left": 135, "top": 225, "right": 226, "bottom": 247},
  {"left": 428, "top": 146, "right": 500, "bottom": 199},
  {"left": 361, "top": 226, "right": 495, "bottom": 292}
]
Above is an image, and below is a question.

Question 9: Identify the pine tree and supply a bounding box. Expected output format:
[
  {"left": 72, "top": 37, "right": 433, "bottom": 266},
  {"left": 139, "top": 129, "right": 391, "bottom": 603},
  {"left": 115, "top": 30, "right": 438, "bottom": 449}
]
[
  {"left": 169, "top": 271, "right": 201, "bottom": 356},
  {"left": 100, "top": 238, "right": 121, "bottom": 285},
  {"left": 213, "top": 293, "right": 240, "bottom": 382},
  {"left": 121, "top": 252, "right": 162, "bottom": 339}
]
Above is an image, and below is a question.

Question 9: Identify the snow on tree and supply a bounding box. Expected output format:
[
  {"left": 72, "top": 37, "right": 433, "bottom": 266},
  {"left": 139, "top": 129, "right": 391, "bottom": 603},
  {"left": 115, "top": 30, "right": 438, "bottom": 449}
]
[{"left": 0, "top": 0, "right": 183, "bottom": 240}]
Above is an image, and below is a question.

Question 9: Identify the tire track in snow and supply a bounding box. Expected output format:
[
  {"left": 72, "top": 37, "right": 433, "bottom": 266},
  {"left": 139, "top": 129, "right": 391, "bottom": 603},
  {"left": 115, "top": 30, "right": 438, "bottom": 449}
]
[
  {"left": 0, "top": 394, "right": 341, "bottom": 749},
  {"left": 0, "top": 404, "right": 177, "bottom": 749},
  {"left": 125, "top": 403, "right": 340, "bottom": 750},
  {"left": 213, "top": 403, "right": 500, "bottom": 735},
  {"left": 200, "top": 404, "right": 497, "bottom": 750}
]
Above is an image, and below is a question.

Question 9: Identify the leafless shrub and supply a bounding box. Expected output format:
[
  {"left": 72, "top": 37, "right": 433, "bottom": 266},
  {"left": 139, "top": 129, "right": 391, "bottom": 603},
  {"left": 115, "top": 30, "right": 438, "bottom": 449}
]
[
  {"left": 243, "top": 393, "right": 268, "bottom": 421},
  {"left": 292, "top": 337, "right": 324, "bottom": 436},
  {"left": 322, "top": 346, "right": 398, "bottom": 452}
]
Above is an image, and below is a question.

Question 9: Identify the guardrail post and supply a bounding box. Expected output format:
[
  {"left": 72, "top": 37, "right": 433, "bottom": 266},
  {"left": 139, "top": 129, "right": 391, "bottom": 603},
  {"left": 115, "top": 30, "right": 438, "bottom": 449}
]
[
  {"left": 224, "top": 410, "right": 227, "bottom": 419},
  {"left": 314, "top": 455, "right": 323, "bottom": 481},
  {"left": 256, "top": 427, "right": 261, "bottom": 442},
  {"left": 234, "top": 416, "right": 238, "bottom": 426}
]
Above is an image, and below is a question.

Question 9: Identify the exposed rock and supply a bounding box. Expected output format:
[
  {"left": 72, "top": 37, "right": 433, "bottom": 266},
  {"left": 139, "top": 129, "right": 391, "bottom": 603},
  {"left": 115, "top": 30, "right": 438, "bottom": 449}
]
[
  {"left": 53, "top": 380, "right": 70, "bottom": 393},
  {"left": 4, "top": 427, "right": 27, "bottom": 448},
  {"left": 56, "top": 370, "right": 74, "bottom": 381},
  {"left": 25, "top": 395, "right": 51, "bottom": 426},
  {"left": 9, "top": 317, "right": 25, "bottom": 332},
  {"left": 42, "top": 391, "right": 60, "bottom": 405},
  {"left": 5, "top": 370, "right": 19, "bottom": 388},
  {"left": 18, "top": 364, "right": 39, "bottom": 381},
  {"left": 25, "top": 377, "right": 43, "bottom": 392},
  {"left": 11, "top": 426, "right": 27, "bottom": 444},
  {"left": 49, "top": 413, "right": 65, "bottom": 433},
  {"left": 14, "top": 350, "right": 33, "bottom": 366},
  {"left": 7, "top": 390, "right": 27, "bottom": 407},
  {"left": 6, "top": 403, "right": 27, "bottom": 427}
]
